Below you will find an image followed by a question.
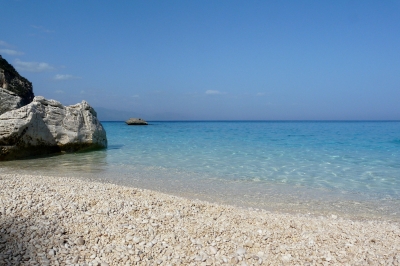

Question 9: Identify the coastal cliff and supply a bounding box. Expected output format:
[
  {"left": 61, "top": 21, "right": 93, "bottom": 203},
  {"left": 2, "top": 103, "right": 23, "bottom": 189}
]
[
  {"left": 0, "top": 55, "right": 107, "bottom": 160},
  {"left": 0, "top": 55, "right": 34, "bottom": 115}
]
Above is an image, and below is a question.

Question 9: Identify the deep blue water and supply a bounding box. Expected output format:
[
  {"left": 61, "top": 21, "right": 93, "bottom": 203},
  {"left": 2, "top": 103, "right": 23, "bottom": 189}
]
[{"left": 2, "top": 121, "right": 400, "bottom": 219}]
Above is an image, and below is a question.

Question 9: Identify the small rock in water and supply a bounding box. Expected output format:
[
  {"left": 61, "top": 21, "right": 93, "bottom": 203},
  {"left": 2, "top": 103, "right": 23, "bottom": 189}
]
[{"left": 125, "top": 118, "right": 148, "bottom": 125}]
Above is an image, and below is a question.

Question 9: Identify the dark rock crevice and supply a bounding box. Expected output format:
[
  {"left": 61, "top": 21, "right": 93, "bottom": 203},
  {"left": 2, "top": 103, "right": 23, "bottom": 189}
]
[{"left": 0, "top": 55, "right": 34, "bottom": 114}]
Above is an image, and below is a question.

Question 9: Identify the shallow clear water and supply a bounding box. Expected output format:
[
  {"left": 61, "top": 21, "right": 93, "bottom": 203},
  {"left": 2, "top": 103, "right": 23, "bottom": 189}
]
[{"left": 2, "top": 121, "right": 400, "bottom": 220}]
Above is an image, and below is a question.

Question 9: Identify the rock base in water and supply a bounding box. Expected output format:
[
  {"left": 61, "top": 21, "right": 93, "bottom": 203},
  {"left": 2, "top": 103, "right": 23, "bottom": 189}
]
[{"left": 0, "top": 96, "right": 107, "bottom": 161}]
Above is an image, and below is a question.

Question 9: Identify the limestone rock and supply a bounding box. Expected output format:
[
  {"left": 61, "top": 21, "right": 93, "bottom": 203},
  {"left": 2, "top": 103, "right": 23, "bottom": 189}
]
[
  {"left": 0, "top": 96, "right": 107, "bottom": 160},
  {"left": 125, "top": 118, "right": 148, "bottom": 125},
  {"left": 0, "top": 88, "right": 24, "bottom": 115},
  {"left": 0, "top": 55, "right": 34, "bottom": 115}
]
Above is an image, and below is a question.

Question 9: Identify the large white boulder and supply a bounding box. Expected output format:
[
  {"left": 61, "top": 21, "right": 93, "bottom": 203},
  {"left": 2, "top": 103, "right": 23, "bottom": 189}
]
[{"left": 0, "top": 96, "right": 107, "bottom": 160}]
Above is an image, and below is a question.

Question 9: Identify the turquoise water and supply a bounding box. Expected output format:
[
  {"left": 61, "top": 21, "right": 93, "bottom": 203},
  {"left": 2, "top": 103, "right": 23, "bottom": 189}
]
[{"left": 2, "top": 121, "right": 400, "bottom": 219}]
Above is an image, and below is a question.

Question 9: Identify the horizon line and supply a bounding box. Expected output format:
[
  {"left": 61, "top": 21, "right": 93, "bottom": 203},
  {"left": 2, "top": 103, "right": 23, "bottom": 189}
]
[{"left": 100, "top": 119, "right": 400, "bottom": 122}]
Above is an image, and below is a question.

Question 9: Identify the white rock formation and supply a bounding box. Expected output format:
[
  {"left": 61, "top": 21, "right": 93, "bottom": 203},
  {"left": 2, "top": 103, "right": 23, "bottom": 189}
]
[
  {"left": 0, "top": 88, "right": 25, "bottom": 115},
  {"left": 0, "top": 96, "right": 107, "bottom": 160}
]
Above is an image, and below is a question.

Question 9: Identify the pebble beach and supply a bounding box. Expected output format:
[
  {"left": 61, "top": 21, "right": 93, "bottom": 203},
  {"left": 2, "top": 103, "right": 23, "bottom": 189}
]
[{"left": 1, "top": 174, "right": 399, "bottom": 265}]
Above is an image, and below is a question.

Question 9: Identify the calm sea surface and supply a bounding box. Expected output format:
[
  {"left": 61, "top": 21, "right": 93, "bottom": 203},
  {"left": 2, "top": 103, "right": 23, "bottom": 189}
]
[{"left": 2, "top": 121, "right": 400, "bottom": 220}]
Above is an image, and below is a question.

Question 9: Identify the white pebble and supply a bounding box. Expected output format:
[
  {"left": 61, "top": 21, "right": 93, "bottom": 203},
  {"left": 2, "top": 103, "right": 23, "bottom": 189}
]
[
  {"left": 236, "top": 248, "right": 246, "bottom": 256},
  {"left": 48, "top": 249, "right": 55, "bottom": 256},
  {"left": 209, "top": 246, "right": 218, "bottom": 255}
]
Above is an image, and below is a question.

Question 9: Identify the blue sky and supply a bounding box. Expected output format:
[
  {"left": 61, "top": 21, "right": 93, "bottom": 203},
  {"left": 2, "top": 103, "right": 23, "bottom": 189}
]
[{"left": 1, "top": 0, "right": 399, "bottom": 120}]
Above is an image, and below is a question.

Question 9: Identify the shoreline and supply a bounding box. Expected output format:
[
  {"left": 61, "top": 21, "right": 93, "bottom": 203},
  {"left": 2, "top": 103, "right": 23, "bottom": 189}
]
[
  {"left": 2, "top": 164, "right": 399, "bottom": 223},
  {"left": 1, "top": 174, "right": 399, "bottom": 265}
]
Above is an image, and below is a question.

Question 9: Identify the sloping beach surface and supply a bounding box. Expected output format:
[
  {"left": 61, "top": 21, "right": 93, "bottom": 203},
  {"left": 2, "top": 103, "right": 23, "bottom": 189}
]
[{"left": 1, "top": 174, "right": 399, "bottom": 265}]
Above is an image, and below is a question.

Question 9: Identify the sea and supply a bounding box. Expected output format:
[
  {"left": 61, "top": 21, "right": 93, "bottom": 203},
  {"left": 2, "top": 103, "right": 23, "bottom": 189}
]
[{"left": 1, "top": 121, "right": 400, "bottom": 221}]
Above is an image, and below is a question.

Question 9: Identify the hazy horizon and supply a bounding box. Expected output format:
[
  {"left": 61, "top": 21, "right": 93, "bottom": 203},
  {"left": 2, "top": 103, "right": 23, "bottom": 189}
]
[
  {"left": 96, "top": 106, "right": 400, "bottom": 122},
  {"left": 2, "top": 1, "right": 400, "bottom": 120}
]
